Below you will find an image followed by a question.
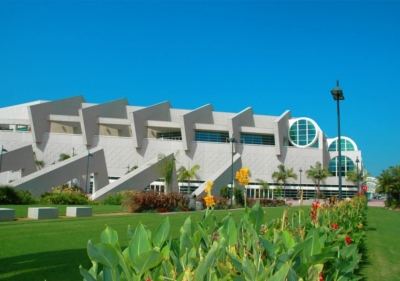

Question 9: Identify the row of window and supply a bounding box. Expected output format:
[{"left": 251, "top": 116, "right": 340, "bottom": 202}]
[
  {"left": 154, "top": 130, "right": 355, "bottom": 155},
  {"left": 155, "top": 131, "right": 276, "bottom": 145}
]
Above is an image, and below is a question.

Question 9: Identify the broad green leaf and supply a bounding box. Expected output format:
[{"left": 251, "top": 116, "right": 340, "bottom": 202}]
[
  {"left": 226, "top": 251, "right": 243, "bottom": 272},
  {"left": 259, "top": 237, "right": 276, "bottom": 259},
  {"left": 249, "top": 201, "right": 264, "bottom": 233},
  {"left": 179, "top": 230, "right": 193, "bottom": 258},
  {"left": 223, "top": 215, "right": 237, "bottom": 246},
  {"left": 87, "top": 240, "right": 119, "bottom": 269},
  {"left": 304, "top": 228, "right": 321, "bottom": 257},
  {"left": 117, "top": 250, "right": 132, "bottom": 281},
  {"left": 242, "top": 257, "right": 256, "bottom": 281},
  {"left": 101, "top": 225, "right": 119, "bottom": 245},
  {"left": 132, "top": 249, "right": 164, "bottom": 277},
  {"left": 79, "top": 266, "right": 97, "bottom": 281},
  {"left": 197, "top": 221, "right": 211, "bottom": 247},
  {"left": 282, "top": 230, "right": 295, "bottom": 250},
  {"left": 194, "top": 243, "right": 218, "bottom": 280},
  {"left": 153, "top": 217, "right": 170, "bottom": 248},
  {"left": 268, "top": 262, "right": 290, "bottom": 281},
  {"left": 102, "top": 266, "right": 114, "bottom": 281},
  {"left": 88, "top": 261, "right": 99, "bottom": 279},
  {"left": 162, "top": 259, "right": 175, "bottom": 279},
  {"left": 129, "top": 222, "right": 151, "bottom": 263}
]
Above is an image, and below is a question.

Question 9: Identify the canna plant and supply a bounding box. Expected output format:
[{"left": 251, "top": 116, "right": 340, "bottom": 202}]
[{"left": 80, "top": 195, "right": 367, "bottom": 281}]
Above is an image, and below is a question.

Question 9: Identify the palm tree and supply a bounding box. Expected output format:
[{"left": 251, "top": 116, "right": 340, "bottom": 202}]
[
  {"left": 272, "top": 164, "right": 297, "bottom": 199},
  {"left": 256, "top": 179, "right": 269, "bottom": 198},
  {"left": 157, "top": 152, "right": 179, "bottom": 193},
  {"left": 33, "top": 152, "right": 45, "bottom": 170},
  {"left": 306, "top": 161, "right": 332, "bottom": 197},
  {"left": 346, "top": 167, "right": 370, "bottom": 193},
  {"left": 376, "top": 165, "right": 400, "bottom": 206},
  {"left": 177, "top": 164, "right": 200, "bottom": 194}
]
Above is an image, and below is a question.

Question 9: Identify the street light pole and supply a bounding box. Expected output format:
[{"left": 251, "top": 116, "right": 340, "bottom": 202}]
[
  {"left": 228, "top": 137, "right": 237, "bottom": 208},
  {"left": 356, "top": 156, "right": 360, "bottom": 193},
  {"left": 299, "top": 168, "right": 303, "bottom": 204},
  {"left": 331, "top": 80, "right": 345, "bottom": 201},
  {"left": 85, "top": 151, "right": 94, "bottom": 194}
]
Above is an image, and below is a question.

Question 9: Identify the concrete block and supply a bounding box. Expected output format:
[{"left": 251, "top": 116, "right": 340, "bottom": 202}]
[
  {"left": 0, "top": 208, "right": 15, "bottom": 221},
  {"left": 28, "top": 207, "right": 58, "bottom": 219},
  {"left": 66, "top": 206, "right": 92, "bottom": 217}
]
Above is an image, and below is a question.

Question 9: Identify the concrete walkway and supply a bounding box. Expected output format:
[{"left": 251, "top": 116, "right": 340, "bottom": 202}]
[{"left": 286, "top": 198, "right": 385, "bottom": 207}]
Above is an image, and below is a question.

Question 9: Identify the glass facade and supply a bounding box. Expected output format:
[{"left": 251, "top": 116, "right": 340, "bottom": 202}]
[
  {"left": 240, "top": 133, "right": 275, "bottom": 145},
  {"left": 289, "top": 119, "right": 317, "bottom": 146},
  {"left": 157, "top": 131, "right": 182, "bottom": 140},
  {"left": 195, "top": 131, "right": 229, "bottom": 143},
  {"left": 328, "top": 156, "right": 355, "bottom": 176},
  {"left": 328, "top": 139, "right": 355, "bottom": 151}
]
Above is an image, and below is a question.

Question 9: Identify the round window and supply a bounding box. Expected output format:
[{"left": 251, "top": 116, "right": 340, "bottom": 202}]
[{"left": 288, "top": 118, "right": 318, "bottom": 147}]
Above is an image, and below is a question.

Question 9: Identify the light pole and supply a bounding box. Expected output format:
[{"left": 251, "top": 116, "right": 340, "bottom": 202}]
[
  {"left": 331, "top": 79, "right": 345, "bottom": 201},
  {"left": 355, "top": 156, "right": 360, "bottom": 193},
  {"left": 85, "top": 151, "right": 94, "bottom": 194},
  {"left": 228, "top": 137, "right": 237, "bottom": 208},
  {"left": 299, "top": 168, "right": 303, "bottom": 203},
  {"left": 282, "top": 171, "right": 286, "bottom": 199},
  {"left": 314, "top": 173, "right": 317, "bottom": 201},
  {"left": 0, "top": 146, "right": 8, "bottom": 174}
]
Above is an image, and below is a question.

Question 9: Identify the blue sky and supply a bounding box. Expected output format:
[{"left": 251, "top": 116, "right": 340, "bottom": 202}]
[{"left": 1, "top": 1, "right": 399, "bottom": 177}]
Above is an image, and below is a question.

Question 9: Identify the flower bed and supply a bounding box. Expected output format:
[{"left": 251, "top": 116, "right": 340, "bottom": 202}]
[{"left": 80, "top": 194, "right": 367, "bottom": 280}]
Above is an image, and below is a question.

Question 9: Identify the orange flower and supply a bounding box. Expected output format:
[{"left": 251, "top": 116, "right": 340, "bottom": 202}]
[{"left": 236, "top": 167, "right": 251, "bottom": 185}]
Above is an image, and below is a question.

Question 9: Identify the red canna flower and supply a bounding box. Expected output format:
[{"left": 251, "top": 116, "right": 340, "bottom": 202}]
[
  {"left": 331, "top": 223, "right": 339, "bottom": 230},
  {"left": 345, "top": 236, "right": 352, "bottom": 245},
  {"left": 319, "top": 273, "right": 324, "bottom": 281},
  {"left": 311, "top": 210, "right": 316, "bottom": 220},
  {"left": 146, "top": 278, "right": 151, "bottom": 281}
]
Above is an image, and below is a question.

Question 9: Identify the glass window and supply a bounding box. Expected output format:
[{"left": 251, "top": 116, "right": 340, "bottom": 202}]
[
  {"left": 157, "top": 131, "right": 182, "bottom": 140},
  {"left": 240, "top": 134, "right": 275, "bottom": 145},
  {"left": 328, "top": 139, "right": 356, "bottom": 151},
  {"left": 328, "top": 156, "right": 355, "bottom": 176},
  {"left": 288, "top": 118, "right": 318, "bottom": 147},
  {"left": 195, "top": 131, "right": 229, "bottom": 143}
]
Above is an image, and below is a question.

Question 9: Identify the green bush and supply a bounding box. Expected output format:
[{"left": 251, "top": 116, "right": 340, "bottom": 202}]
[
  {"left": 233, "top": 186, "right": 244, "bottom": 206},
  {"left": 0, "top": 185, "right": 38, "bottom": 204},
  {"left": 41, "top": 193, "right": 89, "bottom": 205},
  {"left": 219, "top": 185, "right": 231, "bottom": 199},
  {"left": 16, "top": 189, "right": 38, "bottom": 204},
  {"left": 100, "top": 192, "right": 125, "bottom": 205},
  {"left": 0, "top": 185, "right": 20, "bottom": 204}
]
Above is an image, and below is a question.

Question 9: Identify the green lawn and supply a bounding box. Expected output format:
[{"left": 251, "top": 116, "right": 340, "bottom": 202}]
[
  {"left": 359, "top": 207, "right": 400, "bottom": 280},
  {"left": 0, "top": 206, "right": 399, "bottom": 281}
]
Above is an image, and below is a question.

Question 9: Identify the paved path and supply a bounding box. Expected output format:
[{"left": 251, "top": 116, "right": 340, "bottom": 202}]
[{"left": 286, "top": 199, "right": 385, "bottom": 207}]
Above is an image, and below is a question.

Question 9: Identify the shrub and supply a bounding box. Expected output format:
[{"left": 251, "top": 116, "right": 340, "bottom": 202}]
[
  {"left": 246, "top": 198, "right": 286, "bottom": 208},
  {"left": 39, "top": 184, "right": 90, "bottom": 205},
  {"left": 100, "top": 192, "right": 125, "bottom": 205},
  {"left": 16, "top": 189, "right": 38, "bottom": 204},
  {"left": 219, "top": 185, "right": 231, "bottom": 199},
  {"left": 233, "top": 187, "right": 244, "bottom": 206},
  {"left": 41, "top": 193, "right": 89, "bottom": 205},
  {"left": 122, "top": 190, "right": 188, "bottom": 213},
  {"left": 0, "top": 185, "right": 38, "bottom": 204},
  {"left": 0, "top": 185, "right": 20, "bottom": 204}
]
